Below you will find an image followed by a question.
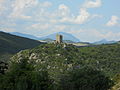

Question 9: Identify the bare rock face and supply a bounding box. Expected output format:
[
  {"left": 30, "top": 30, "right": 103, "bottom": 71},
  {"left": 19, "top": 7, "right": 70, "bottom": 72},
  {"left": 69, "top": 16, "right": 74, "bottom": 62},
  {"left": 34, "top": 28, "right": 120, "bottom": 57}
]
[
  {"left": 29, "top": 53, "right": 39, "bottom": 60},
  {"left": 10, "top": 51, "right": 23, "bottom": 63},
  {"left": 17, "top": 51, "right": 25, "bottom": 63}
]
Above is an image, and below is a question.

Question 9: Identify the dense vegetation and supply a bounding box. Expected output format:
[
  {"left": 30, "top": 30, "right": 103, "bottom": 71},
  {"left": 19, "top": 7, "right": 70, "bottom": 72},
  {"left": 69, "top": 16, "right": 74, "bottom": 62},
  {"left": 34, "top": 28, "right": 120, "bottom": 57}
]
[
  {"left": 0, "top": 31, "right": 42, "bottom": 62},
  {"left": 79, "top": 44, "right": 120, "bottom": 77},
  {"left": 0, "top": 43, "right": 120, "bottom": 90}
]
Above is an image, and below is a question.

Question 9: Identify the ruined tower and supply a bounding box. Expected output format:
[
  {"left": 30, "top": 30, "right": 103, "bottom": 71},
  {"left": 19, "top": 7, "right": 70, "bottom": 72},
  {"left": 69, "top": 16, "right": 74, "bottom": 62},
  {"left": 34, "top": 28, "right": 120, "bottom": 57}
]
[{"left": 56, "top": 34, "right": 63, "bottom": 43}]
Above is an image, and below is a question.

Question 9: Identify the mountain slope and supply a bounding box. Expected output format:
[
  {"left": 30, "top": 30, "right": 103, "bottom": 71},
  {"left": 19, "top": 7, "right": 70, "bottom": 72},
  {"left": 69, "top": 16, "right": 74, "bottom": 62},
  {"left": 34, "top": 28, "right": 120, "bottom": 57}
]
[
  {"left": 39, "top": 32, "right": 80, "bottom": 42},
  {"left": 0, "top": 31, "right": 42, "bottom": 55}
]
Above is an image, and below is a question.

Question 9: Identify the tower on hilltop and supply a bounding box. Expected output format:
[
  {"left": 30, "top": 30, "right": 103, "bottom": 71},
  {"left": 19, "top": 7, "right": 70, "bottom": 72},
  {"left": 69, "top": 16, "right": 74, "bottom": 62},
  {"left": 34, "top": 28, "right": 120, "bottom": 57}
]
[{"left": 56, "top": 34, "right": 63, "bottom": 44}]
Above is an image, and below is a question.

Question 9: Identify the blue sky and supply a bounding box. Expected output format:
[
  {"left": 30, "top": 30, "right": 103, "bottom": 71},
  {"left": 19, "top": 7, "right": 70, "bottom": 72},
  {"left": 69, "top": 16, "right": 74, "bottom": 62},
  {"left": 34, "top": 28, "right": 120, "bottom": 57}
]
[{"left": 0, "top": 0, "right": 120, "bottom": 42}]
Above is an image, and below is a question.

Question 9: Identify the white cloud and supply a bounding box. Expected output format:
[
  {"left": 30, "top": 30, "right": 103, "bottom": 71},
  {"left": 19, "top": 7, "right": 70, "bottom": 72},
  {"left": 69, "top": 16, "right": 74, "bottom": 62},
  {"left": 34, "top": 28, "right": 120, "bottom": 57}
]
[
  {"left": 42, "top": 1, "right": 52, "bottom": 7},
  {"left": 60, "top": 8, "right": 90, "bottom": 24},
  {"left": 53, "top": 25, "right": 67, "bottom": 32},
  {"left": 0, "top": 0, "right": 4, "bottom": 3},
  {"left": 59, "top": 0, "right": 102, "bottom": 24},
  {"left": 9, "top": 0, "right": 39, "bottom": 19},
  {"left": 60, "top": 0, "right": 102, "bottom": 25},
  {"left": 9, "top": 0, "right": 53, "bottom": 19},
  {"left": 106, "top": 16, "right": 120, "bottom": 27},
  {"left": 28, "top": 23, "right": 67, "bottom": 32},
  {"left": 0, "top": 20, "right": 16, "bottom": 27},
  {"left": 58, "top": 4, "right": 70, "bottom": 17},
  {"left": 0, "top": 0, "right": 5, "bottom": 7},
  {"left": 0, "top": 27, "right": 15, "bottom": 32},
  {"left": 59, "top": 4, "right": 68, "bottom": 10},
  {"left": 7, "top": 0, "right": 101, "bottom": 25},
  {"left": 0, "top": 0, "right": 6, "bottom": 14},
  {"left": 0, "top": 0, "right": 4, "bottom": 7},
  {"left": 30, "top": 23, "right": 50, "bottom": 30},
  {"left": 103, "top": 31, "right": 120, "bottom": 41},
  {"left": 30, "top": 4, "right": 70, "bottom": 24},
  {"left": 74, "top": 8, "right": 90, "bottom": 24},
  {"left": 83, "top": 0, "right": 102, "bottom": 8}
]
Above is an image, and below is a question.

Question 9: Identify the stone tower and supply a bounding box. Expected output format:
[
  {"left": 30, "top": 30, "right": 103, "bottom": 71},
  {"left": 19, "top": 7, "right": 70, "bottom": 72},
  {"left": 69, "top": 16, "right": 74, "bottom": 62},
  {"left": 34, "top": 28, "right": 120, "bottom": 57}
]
[{"left": 56, "top": 34, "right": 63, "bottom": 43}]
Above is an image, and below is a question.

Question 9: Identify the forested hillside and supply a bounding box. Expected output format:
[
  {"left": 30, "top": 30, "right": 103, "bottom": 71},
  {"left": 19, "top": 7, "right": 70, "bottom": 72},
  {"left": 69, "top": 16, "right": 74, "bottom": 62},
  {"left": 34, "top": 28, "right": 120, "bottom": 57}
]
[
  {"left": 0, "top": 31, "right": 43, "bottom": 62},
  {"left": 0, "top": 43, "right": 120, "bottom": 90},
  {"left": 78, "top": 44, "right": 120, "bottom": 77}
]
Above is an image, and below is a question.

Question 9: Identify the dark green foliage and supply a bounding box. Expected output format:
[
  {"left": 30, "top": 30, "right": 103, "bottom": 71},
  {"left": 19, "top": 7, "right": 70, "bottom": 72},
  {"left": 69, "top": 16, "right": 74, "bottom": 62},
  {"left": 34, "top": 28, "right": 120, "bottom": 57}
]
[
  {"left": 77, "top": 44, "right": 120, "bottom": 77},
  {"left": 59, "top": 67, "right": 114, "bottom": 90},
  {"left": 0, "top": 61, "right": 8, "bottom": 74},
  {"left": 0, "top": 58, "right": 51, "bottom": 90}
]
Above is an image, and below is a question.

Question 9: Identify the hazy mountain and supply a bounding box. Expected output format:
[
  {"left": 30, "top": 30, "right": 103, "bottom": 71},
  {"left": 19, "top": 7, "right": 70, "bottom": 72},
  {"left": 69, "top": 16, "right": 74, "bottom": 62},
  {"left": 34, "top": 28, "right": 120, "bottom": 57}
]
[
  {"left": 10, "top": 32, "right": 80, "bottom": 42},
  {"left": 93, "top": 39, "right": 117, "bottom": 44},
  {"left": 10, "top": 32, "right": 39, "bottom": 40},
  {"left": 0, "top": 31, "right": 42, "bottom": 55},
  {"left": 39, "top": 32, "right": 80, "bottom": 42}
]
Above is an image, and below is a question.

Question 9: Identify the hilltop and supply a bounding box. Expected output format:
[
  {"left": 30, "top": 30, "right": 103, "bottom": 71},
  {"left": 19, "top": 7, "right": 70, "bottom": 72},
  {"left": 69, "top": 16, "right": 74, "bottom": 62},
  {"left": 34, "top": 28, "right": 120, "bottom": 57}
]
[{"left": 11, "top": 43, "right": 120, "bottom": 77}]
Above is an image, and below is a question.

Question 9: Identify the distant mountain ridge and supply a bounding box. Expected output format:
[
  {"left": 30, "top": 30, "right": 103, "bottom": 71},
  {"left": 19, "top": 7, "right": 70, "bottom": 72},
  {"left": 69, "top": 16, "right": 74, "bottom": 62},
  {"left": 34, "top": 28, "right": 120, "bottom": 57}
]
[
  {"left": 93, "top": 39, "right": 117, "bottom": 45},
  {"left": 11, "top": 32, "right": 80, "bottom": 42},
  {"left": 9, "top": 32, "right": 118, "bottom": 44}
]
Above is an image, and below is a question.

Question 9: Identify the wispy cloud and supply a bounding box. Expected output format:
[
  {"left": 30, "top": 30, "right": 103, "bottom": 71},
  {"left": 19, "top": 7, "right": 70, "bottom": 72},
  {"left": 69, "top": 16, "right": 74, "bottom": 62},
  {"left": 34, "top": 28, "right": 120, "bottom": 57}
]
[
  {"left": 9, "top": 0, "right": 38, "bottom": 19},
  {"left": 106, "top": 16, "right": 120, "bottom": 27},
  {"left": 59, "top": 0, "right": 102, "bottom": 24},
  {"left": 60, "top": 8, "right": 90, "bottom": 24},
  {"left": 0, "top": 27, "right": 15, "bottom": 32},
  {"left": 0, "top": 0, "right": 7, "bottom": 15},
  {"left": 83, "top": 0, "right": 102, "bottom": 8},
  {"left": 30, "top": 23, "right": 50, "bottom": 30},
  {"left": 58, "top": 4, "right": 70, "bottom": 17},
  {"left": 8, "top": 0, "right": 52, "bottom": 19}
]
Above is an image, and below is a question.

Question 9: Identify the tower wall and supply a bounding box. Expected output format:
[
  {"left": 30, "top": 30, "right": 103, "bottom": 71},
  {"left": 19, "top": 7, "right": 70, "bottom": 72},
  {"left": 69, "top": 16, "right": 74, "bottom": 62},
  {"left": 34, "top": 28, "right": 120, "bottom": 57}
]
[{"left": 56, "top": 34, "right": 63, "bottom": 43}]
